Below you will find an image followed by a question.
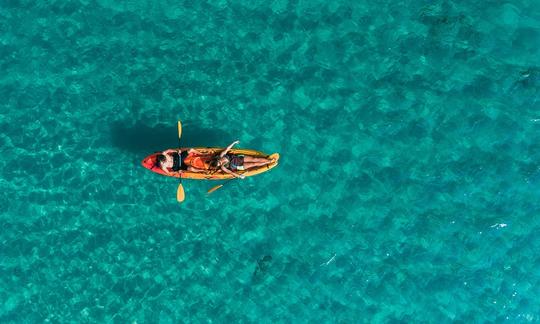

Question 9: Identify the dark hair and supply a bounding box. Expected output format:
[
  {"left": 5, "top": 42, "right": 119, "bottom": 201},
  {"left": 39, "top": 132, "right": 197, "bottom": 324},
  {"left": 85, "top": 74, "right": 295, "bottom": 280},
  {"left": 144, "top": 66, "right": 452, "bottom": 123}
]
[
  {"left": 209, "top": 156, "right": 220, "bottom": 168},
  {"left": 156, "top": 154, "right": 166, "bottom": 167},
  {"left": 210, "top": 155, "right": 228, "bottom": 168}
]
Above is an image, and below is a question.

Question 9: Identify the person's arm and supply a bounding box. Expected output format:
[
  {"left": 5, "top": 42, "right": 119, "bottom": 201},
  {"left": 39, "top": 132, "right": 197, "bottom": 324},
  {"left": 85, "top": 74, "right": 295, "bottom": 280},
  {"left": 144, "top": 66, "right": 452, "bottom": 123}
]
[
  {"left": 163, "top": 149, "right": 177, "bottom": 155},
  {"left": 220, "top": 140, "right": 240, "bottom": 158},
  {"left": 161, "top": 164, "right": 171, "bottom": 175},
  {"left": 187, "top": 148, "right": 202, "bottom": 155},
  {"left": 221, "top": 165, "right": 245, "bottom": 179}
]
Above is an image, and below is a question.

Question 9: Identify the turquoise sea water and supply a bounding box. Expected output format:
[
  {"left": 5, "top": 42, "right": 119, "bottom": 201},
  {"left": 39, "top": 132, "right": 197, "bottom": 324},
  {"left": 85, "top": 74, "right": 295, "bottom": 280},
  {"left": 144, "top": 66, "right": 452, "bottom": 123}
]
[{"left": 1, "top": 0, "right": 540, "bottom": 322}]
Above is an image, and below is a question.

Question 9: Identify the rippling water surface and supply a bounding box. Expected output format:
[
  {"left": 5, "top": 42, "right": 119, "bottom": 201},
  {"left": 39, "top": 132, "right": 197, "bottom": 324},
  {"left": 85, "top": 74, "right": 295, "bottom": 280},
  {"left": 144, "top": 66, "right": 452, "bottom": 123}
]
[{"left": 1, "top": 0, "right": 540, "bottom": 322}]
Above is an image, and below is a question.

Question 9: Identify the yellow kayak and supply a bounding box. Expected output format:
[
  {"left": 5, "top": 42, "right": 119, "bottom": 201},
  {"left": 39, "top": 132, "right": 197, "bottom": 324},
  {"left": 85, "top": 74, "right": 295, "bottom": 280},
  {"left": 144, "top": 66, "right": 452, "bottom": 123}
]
[{"left": 142, "top": 147, "right": 280, "bottom": 180}]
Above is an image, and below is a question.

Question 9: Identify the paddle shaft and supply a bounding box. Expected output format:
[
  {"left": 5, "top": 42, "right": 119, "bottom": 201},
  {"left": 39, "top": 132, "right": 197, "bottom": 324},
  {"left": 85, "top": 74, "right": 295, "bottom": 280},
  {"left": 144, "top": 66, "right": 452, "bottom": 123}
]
[
  {"left": 176, "top": 121, "right": 185, "bottom": 202},
  {"left": 177, "top": 121, "right": 183, "bottom": 182}
]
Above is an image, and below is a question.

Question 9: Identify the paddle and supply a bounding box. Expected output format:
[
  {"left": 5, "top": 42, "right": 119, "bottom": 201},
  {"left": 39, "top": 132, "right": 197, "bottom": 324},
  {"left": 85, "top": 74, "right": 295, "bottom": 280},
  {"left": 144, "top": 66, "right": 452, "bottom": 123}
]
[
  {"left": 176, "top": 120, "right": 185, "bottom": 202},
  {"left": 207, "top": 178, "right": 235, "bottom": 195},
  {"left": 207, "top": 172, "right": 246, "bottom": 195}
]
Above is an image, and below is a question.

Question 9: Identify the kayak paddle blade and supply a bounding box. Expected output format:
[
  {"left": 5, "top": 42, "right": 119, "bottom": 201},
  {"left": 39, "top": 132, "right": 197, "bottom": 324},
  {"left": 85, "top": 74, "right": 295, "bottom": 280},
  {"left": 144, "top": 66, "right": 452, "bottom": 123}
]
[
  {"left": 177, "top": 120, "right": 182, "bottom": 140},
  {"left": 207, "top": 184, "right": 223, "bottom": 194},
  {"left": 177, "top": 183, "right": 185, "bottom": 202}
]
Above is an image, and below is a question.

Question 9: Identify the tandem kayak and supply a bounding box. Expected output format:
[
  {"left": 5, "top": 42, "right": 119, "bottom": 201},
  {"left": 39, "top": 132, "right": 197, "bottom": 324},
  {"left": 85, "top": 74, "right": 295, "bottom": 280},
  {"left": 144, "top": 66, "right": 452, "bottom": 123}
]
[{"left": 141, "top": 147, "right": 280, "bottom": 180}]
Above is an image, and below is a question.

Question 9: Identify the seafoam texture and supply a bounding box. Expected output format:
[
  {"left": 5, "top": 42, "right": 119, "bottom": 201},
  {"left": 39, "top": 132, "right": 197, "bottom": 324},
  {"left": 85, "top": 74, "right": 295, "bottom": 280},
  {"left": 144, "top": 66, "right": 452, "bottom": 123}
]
[{"left": 1, "top": 0, "right": 540, "bottom": 322}]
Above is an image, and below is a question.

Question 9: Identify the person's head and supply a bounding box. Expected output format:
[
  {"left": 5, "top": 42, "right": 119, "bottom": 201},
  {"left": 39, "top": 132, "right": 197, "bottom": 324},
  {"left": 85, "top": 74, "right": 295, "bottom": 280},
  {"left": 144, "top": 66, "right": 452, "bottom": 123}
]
[
  {"left": 156, "top": 154, "right": 167, "bottom": 167},
  {"left": 210, "top": 156, "right": 228, "bottom": 168},
  {"left": 218, "top": 156, "right": 229, "bottom": 166}
]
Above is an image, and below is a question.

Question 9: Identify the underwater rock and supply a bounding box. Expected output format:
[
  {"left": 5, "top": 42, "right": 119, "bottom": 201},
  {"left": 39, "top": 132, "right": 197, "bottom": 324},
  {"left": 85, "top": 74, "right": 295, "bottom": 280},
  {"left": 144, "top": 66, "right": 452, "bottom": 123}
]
[{"left": 252, "top": 255, "right": 272, "bottom": 279}]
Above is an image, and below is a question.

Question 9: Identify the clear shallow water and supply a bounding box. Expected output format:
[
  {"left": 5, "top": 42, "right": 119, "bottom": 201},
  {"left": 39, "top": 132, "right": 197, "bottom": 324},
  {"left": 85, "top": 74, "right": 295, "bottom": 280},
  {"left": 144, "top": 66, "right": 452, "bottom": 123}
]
[{"left": 1, "top": 0, "right": 540, "bottom": 322}]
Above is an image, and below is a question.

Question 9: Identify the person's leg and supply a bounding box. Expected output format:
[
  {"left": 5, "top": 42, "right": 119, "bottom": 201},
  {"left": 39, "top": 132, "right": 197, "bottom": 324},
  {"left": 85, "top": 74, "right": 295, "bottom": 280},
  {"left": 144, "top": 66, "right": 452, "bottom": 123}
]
[
  {"left": 187, "top": 166, "right": 205, "bottom": 172},
  {"left": 243, "top": 156, "right": 273, "bottom": 164},
  {"left": 242, "top": 162, "right": 272, "bottom": 170}
]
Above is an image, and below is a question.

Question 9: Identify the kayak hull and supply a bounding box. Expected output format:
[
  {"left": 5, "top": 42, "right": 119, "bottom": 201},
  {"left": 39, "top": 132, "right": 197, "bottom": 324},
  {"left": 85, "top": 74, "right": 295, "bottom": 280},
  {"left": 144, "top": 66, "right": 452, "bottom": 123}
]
[{"left": 141, "top": 147, "right": 280, "bottom": 180}]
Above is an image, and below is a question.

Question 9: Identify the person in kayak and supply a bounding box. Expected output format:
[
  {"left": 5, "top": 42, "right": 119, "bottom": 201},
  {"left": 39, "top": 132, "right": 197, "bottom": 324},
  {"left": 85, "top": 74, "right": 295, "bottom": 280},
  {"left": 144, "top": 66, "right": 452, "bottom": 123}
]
[
  {"left": 156, "top": 148, "right": 208, "bottom": 175},
  {"left": 214, "top": 140, "right": 276, "bottom": 179}
]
